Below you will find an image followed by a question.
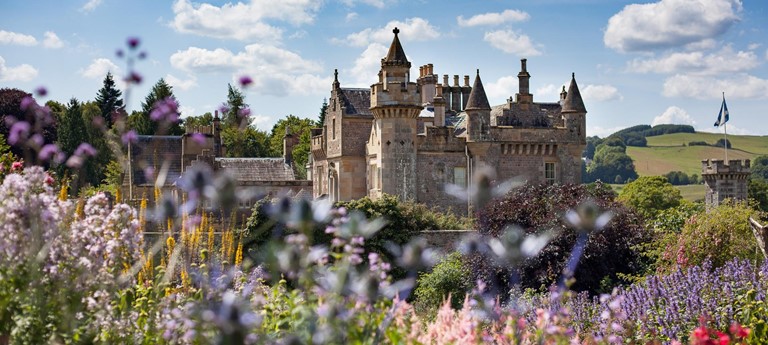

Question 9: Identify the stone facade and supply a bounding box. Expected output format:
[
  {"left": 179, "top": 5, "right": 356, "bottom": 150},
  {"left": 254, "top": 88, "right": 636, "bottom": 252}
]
[
  {"left": 702, "top": 159, "right": 750, "bottom": 208},
  {"left": 122, "top": 112, "right": 311, "bottom": 208},
  {"left": 311, "top": 28, "right": 587, "bottom": 215}
]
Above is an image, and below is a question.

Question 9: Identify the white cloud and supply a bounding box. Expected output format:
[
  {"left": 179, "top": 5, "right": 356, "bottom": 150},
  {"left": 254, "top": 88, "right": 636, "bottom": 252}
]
[
  {"left": 169, "top": 0, "right": 321, "bottom": 42},
  {"left": 484, "top": 30, "right": 541, "bottom": 56},
  {"left": 765, "top": 48, "right": 768, "bottom": 61},
  {"left": 457, "top": 9, "right": 530, "bottom": 27},
  {"left": 698, "top": 123, "right": 756, "bottom": 135},
  {"left": 171, "top": 44, "right": 329, "bottom": 97},
  {"left": 0, "top": 30, "right": 37, "bottom": 46},
  {"left": 249, "top": 114, "right": 272, "bottom": 129},
  {"left": 535, "top": 84, "right": 562, "bottom": 101},
  {"left": 604, "top": 0, "right": 742, "bottom": 52},
  {"left": 652, "top": 106, "right": 696, "bottom": 126},
  {"left": 747, "top": 43, "right": 761, "bottom": 50},
  {"left": 347, "top": 43, "right": 387, "bottom": 86},
  {"left": 582, "top": 84, "right": 623, "bottom": 102},
  {"left": 683, "top": 39, "right": 716, "bottom": 51},
  {"left": 80, "top": 58, "right": 120, "bottom": 79},
  {"left": 663, "top": 74, "right": 768, "bottom": 100},
  {"left": 42, "top": 31, "right": 64, "bottom": 49},
  {"left": 337, "top": 18, "right": 440, "bottom": 47},
  {"left": 165, "top": 73, "right": 198, "bottom": 91},
  {"left": 338, "top": 0, "right": 391, "bottom": 9},
  {"left": 627, "top": 47, "right": 759, "bottom": 75},
  {"left": 346, "top": 12, "right": 358, "bottom": 22},
  {"left": 0, "top": 56, "right": 38, "bottom": 82},
  {"left": 486, "top": 75, "right": 517, "bottom": 100},
  {"left": 178, "top": 105, "right": 196, "bottom": 118},
  {"left": 80, "top": 0, "right": 102, "bottom": 13}
]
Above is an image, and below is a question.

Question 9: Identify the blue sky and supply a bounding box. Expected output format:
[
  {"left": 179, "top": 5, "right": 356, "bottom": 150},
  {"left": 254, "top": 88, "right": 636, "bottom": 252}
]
[{"left": 0, "top": 0, "right": 766, "bottom": 137}]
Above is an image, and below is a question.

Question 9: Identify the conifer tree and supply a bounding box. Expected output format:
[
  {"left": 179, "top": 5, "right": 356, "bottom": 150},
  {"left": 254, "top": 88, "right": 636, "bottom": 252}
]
[
  {"left": 130, "top": 79, "right": 183, "bottom": 135},
  {"left": 224, "top": 83, "right": 247, "bottom": 128},
  {"left": 94, "top": 72, "right": 123, "bottom": 129}
]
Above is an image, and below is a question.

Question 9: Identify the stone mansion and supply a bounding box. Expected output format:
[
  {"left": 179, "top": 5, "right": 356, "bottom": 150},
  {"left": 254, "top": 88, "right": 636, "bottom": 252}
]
[{"left": 309, "top": 28, "right": 587, "bottom": 215}]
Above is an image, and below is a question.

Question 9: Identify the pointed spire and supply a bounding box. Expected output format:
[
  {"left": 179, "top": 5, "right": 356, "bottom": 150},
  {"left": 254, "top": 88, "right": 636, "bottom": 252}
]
[
  {"left": 383, "top": 27, "right": 410, "bottom": 66},
  {"left": 332, "top": 68, "right": 340, "bottom": 89},
  {"left": 562, "top": 73, "right": 587, "bottom": 113},
  {"left": 465, "top": 69, "right": 491, "bottom": 111}
]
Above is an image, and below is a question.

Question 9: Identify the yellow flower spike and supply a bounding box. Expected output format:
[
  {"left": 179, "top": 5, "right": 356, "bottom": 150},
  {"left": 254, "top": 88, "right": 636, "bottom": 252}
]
[
  {"left": 235, "top": 239, "right": 243, "bottom": 267},
  {"left": 139, "top": 197, "right": 147, "bottom": 231},
  {"left": 75, "top": 198, "right": 84, "bottom": 219},
  {"left": 115, "top": 187, "right": 121, "bottom": 204},
  {"left": 154, "top": 187, "right": 161, "bottom": 207},
  {"left": 166, "top": 236, "right": 176, "bottom": 266},
  {"left": 207, "top": 225, "right": 215, "bottom": 261},
  {"left": 58, "top": 184, "right": 68, "bottom": 201}
]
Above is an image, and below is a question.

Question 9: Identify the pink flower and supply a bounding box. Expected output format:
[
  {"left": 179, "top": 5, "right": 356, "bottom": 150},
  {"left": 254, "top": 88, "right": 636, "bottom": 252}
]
[{"left": 11, "top": 161, "right": 23, "bottom": 171}]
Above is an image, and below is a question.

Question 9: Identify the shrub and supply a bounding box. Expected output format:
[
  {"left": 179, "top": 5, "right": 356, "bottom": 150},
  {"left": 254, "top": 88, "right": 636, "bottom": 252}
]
[
  {"left": 619, "top": 176, "right": 682, "bottom": 221},
  {"left": 714, "top": 138, "right": 732, "bottom": 148},
  {"left": 474, "top": 182, "right": 650, "bottom": 295},
  {"left": 413, "top": 252, "right": 472, "bottom": 317},
  {"left": 688, "top": 140, "right": 709, "bottom": 146}
]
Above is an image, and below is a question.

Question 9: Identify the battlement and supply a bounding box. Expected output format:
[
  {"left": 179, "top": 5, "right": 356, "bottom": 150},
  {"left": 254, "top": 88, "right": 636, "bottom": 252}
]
[
  {"left": 701, "top": 159, "right": 751, "bottom": 175},
  {"left": 185, "top": 124, "right": 214, "bottom": 135}
]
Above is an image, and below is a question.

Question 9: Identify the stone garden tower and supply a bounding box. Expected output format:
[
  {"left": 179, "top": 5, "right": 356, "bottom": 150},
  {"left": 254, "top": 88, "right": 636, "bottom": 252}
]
[
  {"left": 701, "top": 159, "right": 750, "bottom": 207},
  {"left": 366, "top": 28, "right": 423, "bottom": 201}
]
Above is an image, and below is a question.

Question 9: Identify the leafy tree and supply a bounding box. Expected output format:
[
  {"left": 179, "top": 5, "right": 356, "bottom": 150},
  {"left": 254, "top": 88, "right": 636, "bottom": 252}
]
[
  {"left": 94, "top": 72, "right": 124, "bottom": 128},
  {"left": 618, "top": 176, "right": 682, "bottom": 221},
  {"left": 269, "top": 115, "right": 315, "bottom": 179},
  {"left": 583, "top": 136, "right": 601, "bottom": 160},
  {"left": 183, "top": 112, "right": 213, "bottom": 128},
  {"left": 221, "top": 126, "right": 270, "bottom": 158},
  {"left": 0, "top": 88, "right": 57, "bottom": 160},
  {"left": 714, "top": 138, "right": 732, "bottom": 149},
  {"left": 223, "top": 84, "right": 248, "bottom": 128},
  {"left": 657, "top": 200, "right": 764, "bottom": 273},
  {"left": 133, "top": 79, "right": 183, "bottom": 135},
  {"left": 751, "top": 155, "right": 768, "bottom": 182},
  {"left": 474, "top": 182, "right": 649, "bottom": 294},
  {"left": 749, "top": 179, "right": 768, "bottom": 212},
  {"left": 0, "top": 88, "right": 29, "bottom": 137}
]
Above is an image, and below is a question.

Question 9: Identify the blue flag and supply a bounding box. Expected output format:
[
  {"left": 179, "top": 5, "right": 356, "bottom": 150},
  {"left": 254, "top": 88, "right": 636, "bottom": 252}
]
[{"left": 714, "top": 95, "right": 729, "bottom": 127}]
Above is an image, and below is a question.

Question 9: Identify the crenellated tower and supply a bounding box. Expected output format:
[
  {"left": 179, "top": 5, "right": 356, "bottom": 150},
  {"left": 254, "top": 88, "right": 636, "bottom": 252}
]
[{"left": 367, "top": 28, "right": 422, "bottom": 201}]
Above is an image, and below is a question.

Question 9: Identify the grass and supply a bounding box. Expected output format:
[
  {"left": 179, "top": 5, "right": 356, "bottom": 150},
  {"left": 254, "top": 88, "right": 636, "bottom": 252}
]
[{"left": 625, "top": 132, "right": 768, "bottom": 177}]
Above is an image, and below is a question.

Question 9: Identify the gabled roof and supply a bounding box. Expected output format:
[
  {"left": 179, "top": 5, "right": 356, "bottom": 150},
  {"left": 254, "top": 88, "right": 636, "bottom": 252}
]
[
  {"left": 216, "top": 157, "right": 296, "bottom": 182},
  {"left": 562, "top": 73, "right": 587, "bottom": 113},
  {"left": 465, "top": 70, "right": 491, "bottom": 111},
  {"left": 339, "top": 88, "right": 372, "bottom": 117}
]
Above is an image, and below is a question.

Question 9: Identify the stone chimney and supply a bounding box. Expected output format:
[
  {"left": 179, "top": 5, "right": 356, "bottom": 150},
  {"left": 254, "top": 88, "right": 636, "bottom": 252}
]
[
  {"left": 283, "top": 127, "right": 296, "bottom": 165},
  {"left": 433, "top": 84, "right": 446, "bottom": 127},
  {"left": 213, "top": 110, "right": 221, "bottom": 157},
  {"left": 516, "top": 58, "right": 533, "bottom": 110}
]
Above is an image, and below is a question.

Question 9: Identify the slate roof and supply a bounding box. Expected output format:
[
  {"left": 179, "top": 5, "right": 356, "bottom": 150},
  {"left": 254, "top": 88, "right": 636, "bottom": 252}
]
[
  {"left": 128, "top": 135, "right": 183, "bottom": 186},
  {"left": 339, "top": 88, "right": 372, "bottom": 117},
  {"left": 562, "top": 73, "right": 587, "bottom": 113},
  {"left": 216, "top": 158, "right": 296, "bottom": 182},
  {"left": 383, "top": 27, "right": 409, "bottom": 66},
  {"left": 465, "top": 71, "right": 491, "bottom": 110}
]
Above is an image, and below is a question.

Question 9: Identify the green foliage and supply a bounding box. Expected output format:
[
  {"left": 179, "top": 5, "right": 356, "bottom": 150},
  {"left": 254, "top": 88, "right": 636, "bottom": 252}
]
[
  {"left": 663, "top": 170, "right": 698, "bottom": 185},
  {"left": 688, "top": 140, "right": 709, "bottom": 146},
  {"left": 269, "top": 115, "right": 315, "bottom": 179},
  {"left": 657, "top": 200, "right": 764, "bottom": 273},
  {"left": 183, "top": 112, "right": 213, "bottom": 128},
  {"left": 749, "top": 179, "right": 768, "bottom": 212},
  {"left": 582, "top": 136, "right": 600, "bottom": 160},
  {"left": 414, "top": 252, "right": 471, "bottom": 317},
  {"left": 475, "top": 182, "right": 650, "bottom": 294},
  {"left": 714, "top": 138, "right": 732, "bottom": 148},
  {"left": 642, "top": 124, "right": 695, "bottom": 137},
  {"left": 318, "top": 98, "right": 328, "bottom": 125},
  {"left": 133, "top": 78, "right": 183, "bottom": 135},
  {"left": 94, "top": 72, "right": 123, "bottom": 128},
  {"left": 223, "top": 83, "right": 248, "bottom": 128},
  {"left": 81, "top": 101, "right": 115, "bottom": 187},
  {"left": 221, "top": 126, "right": 271, "bottom": 157},
  {"left": 57, "top": 98, "right": 90, "bottom": 186},
  {"left": 751, "top": 155, "right": 768, "bottom": 182},
  {"left": 622, "top": 132, "right": 647, "bottom": 147},
  {"left": 618, "top": 176, "right": 682, "bottom": 221}
]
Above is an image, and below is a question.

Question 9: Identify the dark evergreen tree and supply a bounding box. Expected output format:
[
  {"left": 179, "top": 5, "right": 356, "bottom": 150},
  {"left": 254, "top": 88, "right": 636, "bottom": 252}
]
[
  {"left": 224, "top": 83, "right": 248, "bottom": 128},
  {"left": 318, "top": 98, "right": 328, "bottom": 126},
  {"left": 134, "top": 79, "right": 183, "bottom": 135},
  {"left": 57, "top": 98, "right": 92, "bottom": 192},
  {"left": 94, "top": 72, "right": 124, "bottom": 129}
]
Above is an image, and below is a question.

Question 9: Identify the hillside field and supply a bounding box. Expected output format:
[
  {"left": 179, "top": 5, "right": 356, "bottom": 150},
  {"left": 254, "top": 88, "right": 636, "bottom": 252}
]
[{"left": 625, "top": 132, "right": 768, "bottom": 177}]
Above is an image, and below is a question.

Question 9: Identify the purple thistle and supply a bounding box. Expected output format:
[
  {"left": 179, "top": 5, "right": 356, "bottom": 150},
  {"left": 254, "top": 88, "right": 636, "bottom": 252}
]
[
  {"left": 239, "top": 75, "right": 253, "bottom": 87},
  {"left": 150, "top": 97, "right": 179, "bottom": 123},
  {"left": 35, "top": 86, "right": 47, "bottom": 97},
  {"left": 127, "top": 37, "right": 140, "bottom": 49},
  {"left": 238, "top": 108, "right": 251, "bottom": 117},
  {"left": 191, "top": 132, "right": 206, "bottom": 145},
  {"left": 20, "top": 96, "right": 35, "bottom": 111},
  {"left": 116, "top": 49, "right": 124, "bottom": 58},
  {"left": 74, "top": 143, "right": 97, "bottom": 157},
  {"left": 8, "top": 121, "right": 30, "bottom": 145},
  {"left": 38, "top": 144, "right": 59, "bottom": 161},
  {"left": 121, "top": 130, "right": 138, "bottom": 145},
  {"left": 125, "top": 72, "right": 142, "bottom": 84}
]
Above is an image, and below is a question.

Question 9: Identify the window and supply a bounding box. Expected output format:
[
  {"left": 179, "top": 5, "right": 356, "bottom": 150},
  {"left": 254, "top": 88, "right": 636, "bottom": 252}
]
[
  {"left": 545, "top": 162, "right": 556, "bottom": 184},
  {"left": 332, "top": 119, "right": 336, "bottom": 139},
  {"left": 453, "top": 167, "right": 466, "bottom": 188}
]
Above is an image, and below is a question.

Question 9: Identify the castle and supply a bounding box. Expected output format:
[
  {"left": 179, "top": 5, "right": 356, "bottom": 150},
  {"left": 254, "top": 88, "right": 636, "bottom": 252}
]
[{"left": 310, "top": 28, "right": 587, "bottom": 214}]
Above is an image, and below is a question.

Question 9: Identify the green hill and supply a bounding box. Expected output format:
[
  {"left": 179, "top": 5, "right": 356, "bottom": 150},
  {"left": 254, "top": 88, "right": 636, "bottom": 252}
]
[{"left": 625, "top": 132, "right": 768, "bottom": 177}]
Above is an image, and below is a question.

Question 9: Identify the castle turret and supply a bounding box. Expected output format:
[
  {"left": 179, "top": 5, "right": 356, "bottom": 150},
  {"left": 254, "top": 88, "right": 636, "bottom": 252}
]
[
  {"left": 702, "top": 159, "right": 750, "bottom": 208},
  {"left": 561, "top": 73, "right": 587, "bottom": 143},
  {"left": 369, "top": 27, "right": 422, "bottom": 201},
  {"left": 465, "top": 70, "right": 491, "bottom": 141}
]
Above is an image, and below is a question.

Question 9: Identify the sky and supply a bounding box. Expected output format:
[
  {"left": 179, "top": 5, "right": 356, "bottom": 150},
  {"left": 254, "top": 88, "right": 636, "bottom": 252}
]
[{"left": 0, "top": 0, "right": 766, "bottom": 137}]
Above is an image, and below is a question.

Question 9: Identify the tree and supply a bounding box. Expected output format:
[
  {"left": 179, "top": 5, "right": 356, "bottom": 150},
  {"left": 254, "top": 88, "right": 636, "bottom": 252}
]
[
  {"left": 133, "top": 79, "right": 183, "bottom": 135},
  {"left": 81, "top": 101, "right": 114, "bottom": 187},
  {"left": 318, "top": 98, "right": 328, "bottom": 126},
  {"left": 474, "top": 182, "right": 649, "bottom": 295},
  {"left": 751, "top": 155, "right": 768, "bottom": 182},
  {"left": 221, "top": 126, "right": 270, "bottom": 158},
  {"left": 268, "top": 115, "right": 315, "bottom": 179},
  {"left": 749, "top": 179, "right": 768, "bottom": 212},
  {"left": 223, "top": 84, "right": 248, "bottom": 128},
  {"left": 94, "top": 72, "right": 124, "bottom": 129},
  {"left": 183, "top": 112, "right": 213, "bottom": 128},
  {"left": 618, "top": 176, "right": 682, "bottom": 221},
  {"left": 57, "top": 98, "right": 92, "bottom": 192},
  {"left": 0, "top": 88, "right": 57, "bottom": 160}
]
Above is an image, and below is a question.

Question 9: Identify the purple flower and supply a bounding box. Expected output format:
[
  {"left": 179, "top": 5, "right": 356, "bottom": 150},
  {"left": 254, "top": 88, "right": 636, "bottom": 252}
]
[
  {"left": 150, "top": 97, "right": 179, "bottom": 123},
  {"left": 116, "top": 49, "right": 124, "bottom": 58},
  {"left": 127, "top": 37, "right": 140, "bottom": 49},
  {"left": 239, "top": 75, "right": 253, "bottom": 87},
  {"left": 122, "top": 130, "right": 138, "bottom": 145},
  {"left": 20, "top": 96, "right": 35, "bottom": 111},
  {"left": 30, "top": 134, "right": 44, "bottom": 147},
  {"left": 218, "top": 104, "right": 230, "bottom": 115},
  {"left": 138, "top": 51, "right": 147, "bottom": 59},
  {"left": 35, "top": 86, "right": 47, "bottom": 97},
  {"left": 191, "top": 133, "right": 206, "bottom": 145},
  {"left": 8, "top": 121, "right": 30, "bottom": 145},
  {"left": 125, "top": 72, "right": 142, "bottom": 84},
  {"left": 74, "top": 143, "right": 98, "bottom": 157},
  {"left": 238, "top": 108, "right": 251, "bottom": 117},
  {"left": 66, "top": 155, "right": 83, "bottom": 168},
  {"left": 38, "top": 144, "right": 59, "bottom": 161}
]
